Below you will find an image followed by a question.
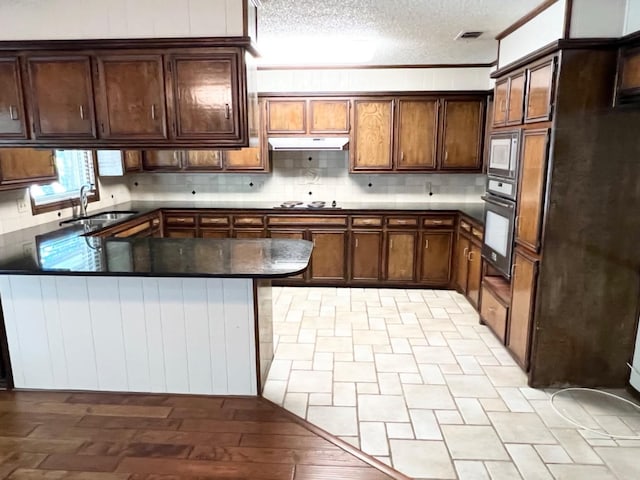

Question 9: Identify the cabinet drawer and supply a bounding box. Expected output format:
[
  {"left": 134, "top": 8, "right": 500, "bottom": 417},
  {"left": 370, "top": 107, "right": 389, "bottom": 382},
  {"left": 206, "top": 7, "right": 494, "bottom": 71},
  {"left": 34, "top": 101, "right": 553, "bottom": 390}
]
[
  {"left": 472, "top": 227, "right": 483, "bottom": 240},
  {"left": 352, "top": 217, "right": 382, "bottom": 228},
  {"left": 423, "top": 217, "right": 454, "bottom": 227},
  {"left": 459, "top": 220, "right": 471, "bottom": 232},
  {"left": 200, "top": 215, "right": 229, "bottom": 226},
  {"left": 113, "top": 220, "right": 152, "bottom": 238},
  {"left": 386, "top": 217, "right": 419, "bottom": 227},
  {"left": 234, "top": 216, "right": 264, "bottom": 226},
  {"left": 481, "top": 286, "right": 508, "bottom": 342},
  {"left": 268, "top": 216, "right": 347, "bottom": 227},
  {"left": 165, "top": 215, "right": 196, "bottom": 226}
]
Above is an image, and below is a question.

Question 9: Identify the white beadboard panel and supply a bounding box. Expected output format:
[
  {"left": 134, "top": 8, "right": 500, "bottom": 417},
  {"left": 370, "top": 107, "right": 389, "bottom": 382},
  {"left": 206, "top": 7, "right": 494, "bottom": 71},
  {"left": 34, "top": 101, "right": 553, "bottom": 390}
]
[
  {"left": 570, "top": 0, "right": 626, "bottom": 38},
  {"left": 226, "top": 0, "right": 246, "bottom": 36},
  {"left": 223, "top": 278, "right": 258, "bottom": 395},
  {"left": 55, "top": 277, "right": 100, "bottom": 389},
  {"left": 190, "top": 0, "right": 228, "bottom": 37},
  {"left": 498, "top": 0, "right": 566, "bottom": 68},
  {"left": 182, "top": 278, "right": 214, "bottom": 394},
  {"left": 207, "top": 279, "right": 230, "bottom": 394},
  {"left": 142, "top": 279, "right": 167, "bottom": 392},
  {"left": 257, "top": 67, "right": 493, "bottom": 92},
  {"left": 40, "top": 277, "right": 69, "bottom": 389},
  {"left": 0, "top": 276, "right": 23, "bottom": 386},
  {"left": 118, "top": 277, "right": 151, "bottom": 392},
  {"left": 157, "top": 278, "right": 191, "bottom": 394},
  {"left": 87, "top": 277, "right": 129, "bottom": 391},
  {"left": 625, "top": 0, "right": 640, "bottom": 34}
]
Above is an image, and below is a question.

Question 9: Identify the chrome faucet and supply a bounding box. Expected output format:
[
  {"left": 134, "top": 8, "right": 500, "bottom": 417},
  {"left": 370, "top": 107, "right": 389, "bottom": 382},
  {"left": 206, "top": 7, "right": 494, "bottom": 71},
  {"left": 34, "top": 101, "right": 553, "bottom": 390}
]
[{"left": 79, "top": 183, "right": 93, "bottom": 217}]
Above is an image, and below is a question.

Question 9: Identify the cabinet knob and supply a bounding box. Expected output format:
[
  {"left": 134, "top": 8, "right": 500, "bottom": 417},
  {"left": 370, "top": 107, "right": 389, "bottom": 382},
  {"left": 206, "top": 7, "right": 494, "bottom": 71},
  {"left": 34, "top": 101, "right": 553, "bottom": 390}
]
[
  {"left": 425, "top": 239, "right": 429, "bottom": 249},
  {"left": 151, "top": 104, "right": 157, "bottom": 120},
  {"left": 468, "top": 250, "right": 475, "bottom": 261},
  {"left": 463, "top": 247, "right": 469, "bottom": 259},
  {"left": 9, "top": 105, "right": 18, "bottom": 120},
  {"left": 355, "top": 238, "right": 359, "bottom": 248},
  {"left": 79, "top": 105, "right": 85, "bottom": 120},
  {"left": 225, "top": 104, "right": 231, "bottom": 120}
]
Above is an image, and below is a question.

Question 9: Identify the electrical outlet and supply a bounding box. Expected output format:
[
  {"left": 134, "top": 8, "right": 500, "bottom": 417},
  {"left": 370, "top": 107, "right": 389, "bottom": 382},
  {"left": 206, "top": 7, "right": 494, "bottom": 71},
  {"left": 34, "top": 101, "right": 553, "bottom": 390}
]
[
  {"left": 22, "top": 243, "right": 34, "bottom": 257},
  {"left": 16, "top": 197, "right": 28, "bottom": 213}
]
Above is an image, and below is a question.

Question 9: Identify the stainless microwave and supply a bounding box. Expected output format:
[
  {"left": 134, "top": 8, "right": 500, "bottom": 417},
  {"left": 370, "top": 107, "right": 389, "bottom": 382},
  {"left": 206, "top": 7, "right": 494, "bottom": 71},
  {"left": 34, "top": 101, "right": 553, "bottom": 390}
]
[{"left": 488, "top": 131, "right": 520, "bottom": 179}]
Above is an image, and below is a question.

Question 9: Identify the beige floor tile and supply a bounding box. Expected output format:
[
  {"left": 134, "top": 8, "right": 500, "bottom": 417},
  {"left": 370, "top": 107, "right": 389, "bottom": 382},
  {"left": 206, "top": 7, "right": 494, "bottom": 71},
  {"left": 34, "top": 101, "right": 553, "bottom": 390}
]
[
  {"left": 594, "top": 415, "right": 636, "bottom": 436},
  {"left": 520, "top": 387, "right": 550, "bottom": 400},
  {"left": 358, "top": 394, "right": 410, "bottom": 422},
  {"left": 425, "top": 332, "right": 448, "bottom": 346},
  {"left": 400, "top": 312, "right": 420, "bottom": 324},
  {"left": 374, "top": 353, "right": 419, "bottom": 373},
  {"left": 399, "top": 373, "right": 423, "bottom": 384},
  {"left": 387, "top": 324, "right": 426, "bottom": 339},
  {"left": 333, "top": 382, "right": 356, "bottom": 407},
  {"left": 457, "top": 355, "right": 485, "bottom": 374},
  {"left": 390, "top": 338, "right": 412, "bottom": 354},
  {"left": 316, "top": 328, "right": 335, "bottom": 337},
  {"left": 421, "top": 318, "right": 458, "bottom": 332},
  {"left": 480, "top": 398, "right": 510, "bottom": 412},
  {"left": 551, "top": 429, "right": 603, "bottom": 464},
  {"left": 297, "top": 328, "right": 317, "bottom": 344},
  {"left": 457, "top": 326, "right": 481, "bottom": 339},
  {"left": 263, "top": 379, "right": 288, "bottom": 404},
  {"left": 476, "top": 355, "right": 501, "bottom": 366},
  {"left": 386, "top": 422, "right": 414, "bottom": 439},
  {"left": 442, "top": 425, "right": 509, "bottom": 460},
  {"left": 307, "top": 406, "right": 358, "bottom": 436},
  {"left": 497, "top": 387, "right": 534, "bottom": 412},
  {"left": 301, "top": 316, "right": 334, "bottom": 329},
  {"left": 274, "top": 322, "right": 300, "bottom": 336},
  {"left": 288, "top": 370, "right": 332, "bottom": 393},
  {"left": 483, "top": 366, "right": 528, "bottom": 387},
  {"left": 595, "top": 446, "right": 640, "bottom": 479},
  {"left": 570, "top": 389, "right": 640, "bottom": 417},
  {"left": 292, "top": 360, "right": 312, "bottom": 370},
  {"left": 360, "top": 422, "right": 389, "bottom": 456},
  {"left": 409, "top": 337, "right": 428, "bottom": 346},
  {"left": 413, "top": 346, "right": 457, "bottom": 364},
  {"left": 334, "top": 352, "right": 354, "bottom": 361},
  {"left": 279, "top": 335, "right": 300, "bottom": 343},
  {"left": 419, "top": 364, "right": 446, "bottom": 385},
  {"left": 316, "top": 336, "right": 352, "bottom": 353},
  {"left": 353, "top": 344, "right": 374, "bottom": 362},
  {"left": 357, "top": 382, "right": 379, "bottom": 394},
  {"left": 444, "top": 331, "right": 463, "bottom": 339},
  {"left": 455, "top": 460, "right": 490, "bottom": 480},
  {"left": 283, "top": 392, "right": 308, "bottom": 418},
  {"left": 267, "top": 359, "right": 292, "bottom": 381},
  {"left": 339, "top": 436, "right": 359, "bottom": 448},
  {"left": 448, "top": 339, "right": 492, "bottom": 356},
  {"left": 435, "top": 409, "right": 464, "bottom": 425},
  {"left": 390, "top": 440, "right": 456, "bottom": 479},
  {"left": 409, "top": 409, "right": 442, "bottom": 440},
  {"left": 534, "top": 445, "right": 572, "bottom": 464},
  {"left": 403, "top": 384, "right": 456, "bottom": 410},
  {"left": 547, "top": 464, "right": 616, "bottom": 480},
  {"left": 446, "top": 375, "right": 499, "bottom": 398},
  {"left": 333, "top": 361, "right": 377, "bottom": 382},
  {"left": 490, "top": 347, "right": 518, "bottom": 366},
  {"left": 378, "top": 372, "right": 403, "bottom": 395},
  {"left": 352, "top": 329, "right": 389, "bottom": 345},
  {"left": 372, "top": 344, "right": 393, "bottom": 353},
  {"left": 440, "top": 363, "right": 464, "bottom": 374},
  {"left": 456, "top": 398, "right": 490, "bottom": 425},
  {"left": 506, "top": 444, "right": 553, "bottom": 480},
  {"left": 430, "top": 307, "right": 451, "bottom": 318},
  {"left": 368, "top": 317, "right": 387, "bottom": 331},
  {"left": 312, "top": 352, "right": 333, "bottom": 371},
  {"left": 334, "top": 323, "right": 352, "bottom": 337},
  {"left": 276, "top": 343, "right": 315, "bottom": 360},
  {"left": 484, "top": 461, "right": 523, "bottom": 480},
  {"left": 488, "top": 412, "right": 556, "bottom": 444},
  {"left": 308, "top": 393, "right": 333, "bottom": 406},
  {"left": 374, "top": 456, "right": 392, "bottom": 466}
]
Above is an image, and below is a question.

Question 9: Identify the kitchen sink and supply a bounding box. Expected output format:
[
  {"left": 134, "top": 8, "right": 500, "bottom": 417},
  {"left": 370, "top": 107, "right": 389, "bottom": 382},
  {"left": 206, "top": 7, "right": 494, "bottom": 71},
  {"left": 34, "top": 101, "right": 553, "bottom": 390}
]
[{"left": 59, "top": 210, "right": 138, "bottom": 226}]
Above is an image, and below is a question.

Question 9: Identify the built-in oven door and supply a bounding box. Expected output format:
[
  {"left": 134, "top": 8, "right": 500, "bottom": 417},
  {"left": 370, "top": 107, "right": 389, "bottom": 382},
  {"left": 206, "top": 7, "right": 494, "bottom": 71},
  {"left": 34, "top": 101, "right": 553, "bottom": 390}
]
[
  {"left": 488, "top": 131, "right": 519, "bottom": 179},
  {"left": 482, "top": 194, "right": 516, "bottom": 279}
]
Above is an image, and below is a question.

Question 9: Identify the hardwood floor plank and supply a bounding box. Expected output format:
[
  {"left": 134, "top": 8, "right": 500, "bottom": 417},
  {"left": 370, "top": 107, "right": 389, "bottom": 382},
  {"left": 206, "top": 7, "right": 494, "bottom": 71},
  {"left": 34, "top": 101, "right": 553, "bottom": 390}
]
[
  {"left": 0, "top": 413, "right": 83, "bottom": 427},
  {"left": 77, "top": 441, "right": 192, "bottom": 459},
  {"left": 0, "top": 392, "right": 71, "bottom": 403},
  {"left": 7, "top": 469, "right": 129, "bottom": 479},
  {"left": 0, "top": 423, "right": 38, "bottom": 437},
  {"left": 221, "top": 398, "right": 273, "bottom": 410},
  {"left": 180, "top": 419, "right": 314, "bottom": 436},
  {"left": 0, "top": 453, "right": 48, "bottom": 479},
  {"left": 66, "top": 393, "right": 170, "bottom": 406},
  {"left": 167, "top": 407, "right": 236, "bottom": 420},
  {"left": 77, "top": 416, "right": 181, "bottom": 430},
  {"left": 161, "top": 396, "right": 225, "bottom": 409},
  {"left": 116, "top": 457, "right": 295, "bottom": 479},
  {"left": 231, "top": 409, "right": 291, "bottom": 423},
  {"left": 0, "top": 438, "right": 84, "bottom": 455},
  {"left": 0, "top": 402, "right": 171, "bottom": 418},
  {"left": 132, "top": 430, "right": 242, "bottom": 447},
  {"left": 38, "top": 454, "right": 121, "bottom": 473},
  {"left": 28, "top": 425, "right": 138, "bottom": 443},
  {"left": 294, "top": 465, "right": 393, "bottom": 480},
  {"left": 239, "top": 434, "right": 340, "bottom": 450}
]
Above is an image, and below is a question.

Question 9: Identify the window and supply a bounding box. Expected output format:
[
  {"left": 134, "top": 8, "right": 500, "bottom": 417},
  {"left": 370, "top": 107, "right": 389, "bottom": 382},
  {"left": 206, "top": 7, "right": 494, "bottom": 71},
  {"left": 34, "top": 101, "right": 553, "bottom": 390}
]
[{"left": 30, "top": 150, "right": 99, "bottom": 214}]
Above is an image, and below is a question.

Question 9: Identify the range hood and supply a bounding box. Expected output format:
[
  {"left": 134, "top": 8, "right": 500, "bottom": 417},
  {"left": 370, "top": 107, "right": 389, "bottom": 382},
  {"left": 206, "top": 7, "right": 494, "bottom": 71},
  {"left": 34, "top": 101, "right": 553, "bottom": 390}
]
[{"left": 268, "top": 137, "right": 349, "bottom": 151}]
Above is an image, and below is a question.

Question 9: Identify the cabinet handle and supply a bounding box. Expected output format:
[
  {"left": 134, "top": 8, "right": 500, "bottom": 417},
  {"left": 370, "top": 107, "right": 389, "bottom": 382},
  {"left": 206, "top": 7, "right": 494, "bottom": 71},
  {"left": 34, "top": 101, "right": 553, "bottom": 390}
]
[
  {"left": 390, "top": 239, "right": 394, "bottom": 249},
  {"left": 515, "top": 215, "right": 520, "bottom": 233},
  {"left": 355, "top": 238, "right": 359, "bottom": 248},
  {"left": 401, "top": 151, "right": 404, "bottom": 162},
  {"left": 151, "top": 104, "right": 157, "bottom": 120},
  {"left": 225, "top": 104, "right": 231, "bottom": 119},
  {"left": 463, "top": 247, "right": 468, "bottom": 259},
  {"left": 79, "top": 105, "right": 85, "bottom": 119},
  {"left": 9, "top": 105, "right": 18, "bottom": 120},
  {"left": 511, "top": 263, "right": 517, "bottom": 276},
  {"left": 468, "top": 250, "right": 475, "bottom": 261},
  {"left": 445, "top": 150, "right": 449, "bottom": 161},
  {"left": 425, "top": 239, "right": 429, "bottom": 249}
]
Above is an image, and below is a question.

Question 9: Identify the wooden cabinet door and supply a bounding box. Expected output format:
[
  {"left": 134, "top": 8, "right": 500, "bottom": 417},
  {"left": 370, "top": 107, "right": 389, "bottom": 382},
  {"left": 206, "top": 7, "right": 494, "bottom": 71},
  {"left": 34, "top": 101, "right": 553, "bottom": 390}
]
[
  {"left": 0, "top": 149, "right": 56, "bottom": 185},
  {"left": 440, "top": 99, "right": 483, "bottom": 170},
  {"left": 525, "top": 59, "right": 555, "bottom": 123},
  {"left": 352, "top": 100, "right": 393, "bottom": 171},
  {"left": 419, "top": 231, "right": 453, "bottom": 284},
  {"left": 123, "top": 151, "right": 142, "bottom": 172},
  {"left": 467, "top": 242, "right": 482, "bottom": 308},
  {"left": 142, "top": 150, "right": 182, "bottom": 171},
  {"left": 396, "top": 99, "right": 438, "bottom": 170},
  {"left": 352, "top": 231, "right": 382, "bottom": 281},
  {"left": 309, "top": 99, "right": 350, "bottom": 134},
  {"left": 493, "top": 78, "right": 508, "bottom": 127},
  {"left": 201, "top": 230, "right": 230, "bottom": 239},
  {"left": 507, "top": 72, "right": 526, "bottom": 125},
  {"left": 516, "top": 129, "right": 549, "bottom": 252},
  {"left": 166, "top": 229, "right": 196, "bottom": 238},
  {"left": 386, "top": 231, "right": 416, "bottom": 281},
  {"left": 27, "top": 56, "right": 96, "bottom": 139},
  {"left": 234, "top": 230, "right": 265, "bottom": 238},
  {"left": 96, "top": 55, "right": 167, "bottom": 139},
  {"left": 309, "top": 230, "right": 346, "bottom": 281},
  {"left": 266, "top": 100, "right": 306, "bottom": 134},
  {"left": 169, "top": 54, "right": 238, "bottom": 140},
  {"left": 509, "top": 250, "right": 538, "bottom": 369},
  {"left": 225, "top": 147, "right": 263, "bottom": 171},
  {"left": 454, "top": 235, "right": 470, "bottom": 293},
  {"left": 183, "top": 150, "right": 223, "bottom": 171},
  {"left": 0, "top": 58, "right": 27, "bottom": 138}
]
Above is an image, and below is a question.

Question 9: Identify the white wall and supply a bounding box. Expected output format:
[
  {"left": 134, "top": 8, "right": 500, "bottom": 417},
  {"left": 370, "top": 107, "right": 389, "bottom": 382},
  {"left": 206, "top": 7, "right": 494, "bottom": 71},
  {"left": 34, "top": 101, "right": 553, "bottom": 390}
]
[
  {"left": 258, "top": 68, "right": 493, "bottom": 93},
  {"left": 498, "top": 0, "right": 566, "bottom": 68},
  {"left": 626, "top": 0, "right": 640, "bottom": 34},
  {"left": 0, "top": 275, "right": 258, "bottom": 395},
  {"left": 570, "top": 0, "right": 627, "bottom": 38},
  {"left": 0, "top": 0, "right": 244, "bottom": 40},
  {"left": 129, "top": 152, "right": 486, "bottom": 205}
]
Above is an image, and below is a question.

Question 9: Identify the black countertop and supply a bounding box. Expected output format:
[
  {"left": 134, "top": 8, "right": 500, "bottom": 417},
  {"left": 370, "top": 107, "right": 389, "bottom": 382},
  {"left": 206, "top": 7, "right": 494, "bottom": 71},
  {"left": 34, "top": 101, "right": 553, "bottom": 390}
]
[{"left": 0, "top": 201, "right": 484, "bottom": 277}]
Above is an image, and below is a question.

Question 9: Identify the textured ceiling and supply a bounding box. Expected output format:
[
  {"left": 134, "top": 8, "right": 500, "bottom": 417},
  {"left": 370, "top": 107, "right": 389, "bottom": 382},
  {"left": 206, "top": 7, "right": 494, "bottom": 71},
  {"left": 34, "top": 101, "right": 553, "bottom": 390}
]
[{"left": 258, "top": 0, "right": 542, "bottom": 65}]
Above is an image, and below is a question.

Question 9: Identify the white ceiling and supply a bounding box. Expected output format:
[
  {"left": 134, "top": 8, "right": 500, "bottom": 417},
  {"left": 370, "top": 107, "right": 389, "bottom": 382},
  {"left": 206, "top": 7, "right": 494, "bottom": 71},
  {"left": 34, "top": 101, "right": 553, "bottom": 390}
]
[{"left": 258, "top": 0, "right": 542, "bottom": 66}]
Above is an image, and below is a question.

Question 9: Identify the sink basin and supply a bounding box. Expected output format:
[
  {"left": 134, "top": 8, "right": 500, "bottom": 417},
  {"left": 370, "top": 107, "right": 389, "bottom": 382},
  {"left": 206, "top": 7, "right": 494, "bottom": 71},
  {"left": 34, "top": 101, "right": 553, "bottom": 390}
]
[{"left": 59, "top": 210, "right": 138, "bottom": 226}]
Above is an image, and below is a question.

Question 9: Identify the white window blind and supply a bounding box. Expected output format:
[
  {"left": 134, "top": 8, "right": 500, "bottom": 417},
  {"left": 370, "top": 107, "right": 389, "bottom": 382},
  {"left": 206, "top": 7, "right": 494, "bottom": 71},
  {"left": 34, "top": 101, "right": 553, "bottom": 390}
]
[{"left": 31, "top": 150, "right": 96, "bottom": 206}]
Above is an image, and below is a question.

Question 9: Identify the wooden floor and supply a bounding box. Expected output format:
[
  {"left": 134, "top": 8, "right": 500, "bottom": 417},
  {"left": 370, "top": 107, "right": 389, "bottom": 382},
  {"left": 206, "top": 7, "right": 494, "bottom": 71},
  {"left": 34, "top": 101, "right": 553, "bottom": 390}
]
[{"left": 0, "top": 391, "right": 400, "bottom": 480}]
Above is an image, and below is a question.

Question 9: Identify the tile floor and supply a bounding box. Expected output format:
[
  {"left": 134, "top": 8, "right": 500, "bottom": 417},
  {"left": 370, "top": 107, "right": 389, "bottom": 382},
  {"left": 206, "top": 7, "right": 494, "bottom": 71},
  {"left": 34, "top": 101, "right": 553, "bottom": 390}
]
[{"left": 263, "top": 287, "right": 640, "bottom": 480}]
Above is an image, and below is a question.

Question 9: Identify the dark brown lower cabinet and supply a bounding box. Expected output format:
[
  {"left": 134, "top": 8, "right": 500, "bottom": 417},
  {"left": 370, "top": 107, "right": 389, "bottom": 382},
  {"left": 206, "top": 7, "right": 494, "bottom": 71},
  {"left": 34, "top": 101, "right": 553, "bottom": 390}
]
[
  {"left": 201, "top": 230, "right": 229, "bottom": 239},
  {"left": 419, "top": 231, "right": 453, "bottom": 284},
  {"left": 165, "top": 229, "right": 196, "bottom": 238},
  {"left": 454, "top": 221, "right": 483, "bottom": 309},
  {"left": 508, "top": 249, "right": 539, "bottom": 370},
  {"left": 466, "top": 243, "right": 482, "bottom": 309},
  {"left": 351, "top": 231, "right": 382, "bottom": 281},
  {"left": 454, "top": 235, "right": 470, "bottom": 292},
  {"left": 233, "top": 229, "right": 265, "bottom": 238},
  {"left": 309, "top": 230, "right": 346, "bottom": 282},
  {"left": 385, "top": 231, "right": 416, "bottom": 282}
]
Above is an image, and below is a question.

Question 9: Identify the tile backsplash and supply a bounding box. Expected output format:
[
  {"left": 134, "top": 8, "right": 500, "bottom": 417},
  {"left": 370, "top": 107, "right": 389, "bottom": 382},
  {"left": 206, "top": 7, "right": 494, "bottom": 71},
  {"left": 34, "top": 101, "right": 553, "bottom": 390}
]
[{"left": 129, "top": 151, "right": 486, "bottom": 204}]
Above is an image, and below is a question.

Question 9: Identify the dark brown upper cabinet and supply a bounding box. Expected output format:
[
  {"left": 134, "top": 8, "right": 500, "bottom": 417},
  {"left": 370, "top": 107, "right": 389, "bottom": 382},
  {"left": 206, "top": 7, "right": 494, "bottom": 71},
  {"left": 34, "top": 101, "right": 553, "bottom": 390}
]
[
  {"left": 95, "top": 54, "right": 167, "bottom": 139},
  {"left": 493, "top": 78, "right": 509, "bottom": 126},
  {"left": 492, "top": 72, "right": 526, "bottom": 127},
  {"left": 439, "top": 98, "right": 484, "bottom": 170},
  {"left": 525, "top": 58, "right": 556, "bottom": 123},
  {"left": 396, "top": 98, "right": 438, "bottom": 170},
  {"left": 167, "top": 52, "right": 239, "bottom": 141},
  {"left": 0, "top": 57, "right": 27, "bottom": 139},
  {"left": 351, "top": 99, "right": 394, "bottom": 171},
  {"left": 26, "top": 56, "right": 96, "bottom": 139}
]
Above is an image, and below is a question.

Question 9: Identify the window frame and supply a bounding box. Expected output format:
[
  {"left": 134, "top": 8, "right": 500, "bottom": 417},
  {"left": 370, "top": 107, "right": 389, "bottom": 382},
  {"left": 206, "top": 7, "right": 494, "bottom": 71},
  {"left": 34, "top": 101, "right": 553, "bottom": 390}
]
[{"left": 30, "top": 150, "right": 101, "bottom": 215}]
